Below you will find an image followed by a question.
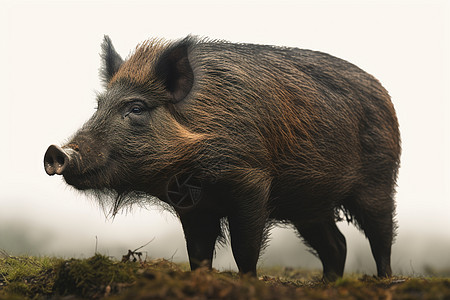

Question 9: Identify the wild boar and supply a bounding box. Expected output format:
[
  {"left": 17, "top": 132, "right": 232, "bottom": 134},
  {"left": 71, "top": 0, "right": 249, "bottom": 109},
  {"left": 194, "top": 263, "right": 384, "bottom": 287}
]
[{"left": 44, "top": 35, "right": 401, "bottom": 281}]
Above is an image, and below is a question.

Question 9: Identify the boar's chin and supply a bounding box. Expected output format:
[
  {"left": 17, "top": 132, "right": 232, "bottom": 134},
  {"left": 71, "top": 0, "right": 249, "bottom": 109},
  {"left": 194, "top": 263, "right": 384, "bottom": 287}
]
[
  {"left": 76, "top": 186, "right": 164, "bottom": 218},
  {"left": 60, "top": 158, "right": 169, "bottom": 216},
  {"left": 62, "top": 170, "right": 108, "bottom": 191}
]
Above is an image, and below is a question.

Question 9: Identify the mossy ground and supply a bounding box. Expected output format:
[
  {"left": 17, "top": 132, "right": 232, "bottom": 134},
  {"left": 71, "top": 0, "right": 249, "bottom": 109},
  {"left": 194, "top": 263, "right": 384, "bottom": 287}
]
[{"left": 1, "top": 253, "right": 449, "bottom": 299}]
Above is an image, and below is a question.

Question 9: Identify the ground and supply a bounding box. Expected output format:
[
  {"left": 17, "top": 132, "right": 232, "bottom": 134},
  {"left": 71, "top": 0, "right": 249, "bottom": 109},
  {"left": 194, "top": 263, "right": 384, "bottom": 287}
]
[{"left": 1, "top": 252, "right": 449, "bottom": 299}]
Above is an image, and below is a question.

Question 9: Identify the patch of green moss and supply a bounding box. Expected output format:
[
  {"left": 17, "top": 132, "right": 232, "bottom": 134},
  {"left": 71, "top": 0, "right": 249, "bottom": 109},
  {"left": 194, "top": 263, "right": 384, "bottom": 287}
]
[
  {"left": 52, "top": 254, "right": 138, "bottom": 299},
  {"left": 0, "top": 255, "right": 62, "bottom": 298},
  {"left": 0, "top": 253, "right": 139, "bottom": 299}
]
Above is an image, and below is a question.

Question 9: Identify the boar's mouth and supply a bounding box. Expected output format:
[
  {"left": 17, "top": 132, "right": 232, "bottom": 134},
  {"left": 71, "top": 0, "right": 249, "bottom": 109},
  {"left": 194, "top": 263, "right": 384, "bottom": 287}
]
[
  {"left": 63, "top": 156, "right": 125, "bottom": 192},
  {"left": 62, "top": 166, "right": 107, "bottom": 191},
  {"left": 44, "top": 144, "right": 161, "bottom": 217}
]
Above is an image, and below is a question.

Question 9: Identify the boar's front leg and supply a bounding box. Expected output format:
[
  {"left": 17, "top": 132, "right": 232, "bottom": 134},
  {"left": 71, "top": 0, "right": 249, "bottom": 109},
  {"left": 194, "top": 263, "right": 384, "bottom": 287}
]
[
  {"left": 227, "top": 172, "right": 271, "bottom": 276},
  {"left": 179, "top": 210, "right": 222, "bottom": 270}
]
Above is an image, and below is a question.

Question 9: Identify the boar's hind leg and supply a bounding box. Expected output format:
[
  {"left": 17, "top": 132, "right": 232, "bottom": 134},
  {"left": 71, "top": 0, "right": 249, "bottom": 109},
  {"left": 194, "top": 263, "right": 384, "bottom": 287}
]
[
  {"left": 179, "top": 211, "right": 222, "bottom": 270},
  {"left": 343, "top": 190, "right": 395, "bottom": 278},
  {"left": 294, "top": 220, "right": 347, "bottom": 282},
  {"left": 228, "top": 173, "right": 271, "bottom": 277}
]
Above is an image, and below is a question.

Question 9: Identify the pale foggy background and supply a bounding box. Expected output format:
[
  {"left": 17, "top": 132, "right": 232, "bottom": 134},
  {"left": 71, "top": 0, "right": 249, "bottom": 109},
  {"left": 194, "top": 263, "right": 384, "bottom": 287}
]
[{"left": 1, "top": 0, "right": 449, "bottom": 275}]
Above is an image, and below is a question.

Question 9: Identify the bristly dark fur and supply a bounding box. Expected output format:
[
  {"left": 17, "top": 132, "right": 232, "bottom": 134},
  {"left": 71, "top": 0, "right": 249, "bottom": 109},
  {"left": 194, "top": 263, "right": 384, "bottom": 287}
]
[{"left": 46, "top": 35, "right": 400, "bottom": 280}]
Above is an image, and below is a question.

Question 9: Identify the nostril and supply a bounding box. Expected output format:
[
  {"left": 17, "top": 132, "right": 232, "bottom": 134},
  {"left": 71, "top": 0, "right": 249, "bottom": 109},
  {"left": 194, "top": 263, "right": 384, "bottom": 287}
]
[
  {"left": 47, "top": 156, "right": 55, "bottom": 165},
  {"left": 56, "top": 154, "right": 65, "bottom": 166}
]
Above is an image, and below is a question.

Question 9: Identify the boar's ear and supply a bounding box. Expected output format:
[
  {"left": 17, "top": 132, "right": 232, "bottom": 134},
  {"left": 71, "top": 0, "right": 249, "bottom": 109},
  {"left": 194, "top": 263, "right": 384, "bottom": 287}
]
[
  {"left": 155, "top": 39, "right": 194, "bottom": 102},
  {"left": 100, "top": 35, "right": 124, "bottom": 86}
]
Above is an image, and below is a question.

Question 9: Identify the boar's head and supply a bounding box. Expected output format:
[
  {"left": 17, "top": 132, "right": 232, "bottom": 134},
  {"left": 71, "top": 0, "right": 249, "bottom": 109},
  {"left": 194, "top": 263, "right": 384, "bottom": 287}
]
[{"left": 44, "top": 36, "right": 206, "bottom": 214}]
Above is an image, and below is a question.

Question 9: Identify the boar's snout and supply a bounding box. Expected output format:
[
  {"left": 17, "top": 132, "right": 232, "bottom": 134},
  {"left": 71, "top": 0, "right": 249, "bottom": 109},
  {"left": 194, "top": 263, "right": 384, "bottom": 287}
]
[{"left": 44, "top": 145, "right": 74, "bottom": 176}]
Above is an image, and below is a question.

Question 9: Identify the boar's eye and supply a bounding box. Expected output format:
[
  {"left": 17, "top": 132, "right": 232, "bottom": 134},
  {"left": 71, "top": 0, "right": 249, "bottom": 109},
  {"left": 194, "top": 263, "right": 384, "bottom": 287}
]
[
  {"left": 124, "top": 102, "right": 147, "bottom": 118},
  {"left": 130, "top": 106, "right": 143, "bottom": 115},
  {"left": 123, "top": 101, "right": 150, "bottom": 126}
]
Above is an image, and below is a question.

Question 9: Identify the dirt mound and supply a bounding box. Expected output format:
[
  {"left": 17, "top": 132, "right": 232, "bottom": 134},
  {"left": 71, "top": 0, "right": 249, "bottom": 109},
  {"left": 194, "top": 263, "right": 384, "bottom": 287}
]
[{"left": 1, "top": 254, "right": 449, "bottom": 299}]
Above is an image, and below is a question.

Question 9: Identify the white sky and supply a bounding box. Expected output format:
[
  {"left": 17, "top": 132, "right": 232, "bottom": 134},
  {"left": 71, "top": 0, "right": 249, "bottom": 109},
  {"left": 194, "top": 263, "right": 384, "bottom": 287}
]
[{"left": 0, "top": 0, "right": 449, "bottom": 274}]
